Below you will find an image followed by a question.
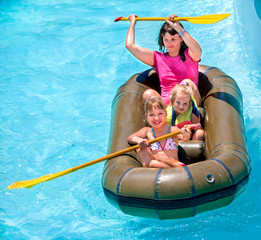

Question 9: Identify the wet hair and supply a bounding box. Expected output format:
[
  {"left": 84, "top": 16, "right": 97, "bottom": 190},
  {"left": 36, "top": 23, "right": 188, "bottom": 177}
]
[
  {"left": 144, "top": 96, "right": 167, "bottom": 116},
  {"left": 170, "top": 84, "right": 193, "bottom": 105},
  {"left": 158, "top": 22, "right": 188, "bottom": 61}
]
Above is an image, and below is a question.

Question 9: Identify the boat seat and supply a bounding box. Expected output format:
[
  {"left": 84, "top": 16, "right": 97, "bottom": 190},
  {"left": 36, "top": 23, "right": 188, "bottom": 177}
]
[
  {"left": 178, "top": 107, "right": 206, "bottom": 164},
  {"left": 179, "top": 140, "right": 205, "bottom": 164}
]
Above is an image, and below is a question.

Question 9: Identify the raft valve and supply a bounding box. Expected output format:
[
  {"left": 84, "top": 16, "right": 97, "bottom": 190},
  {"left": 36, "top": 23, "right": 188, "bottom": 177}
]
[{"left": 206, "top": 174, "right": 215, "bottom": 183}]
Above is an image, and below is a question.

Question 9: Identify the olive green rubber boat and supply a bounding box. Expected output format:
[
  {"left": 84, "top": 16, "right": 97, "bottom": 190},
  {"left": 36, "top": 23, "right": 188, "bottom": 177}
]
[{"left": 102, "top": 65, "right": 251, "bottom": 219}]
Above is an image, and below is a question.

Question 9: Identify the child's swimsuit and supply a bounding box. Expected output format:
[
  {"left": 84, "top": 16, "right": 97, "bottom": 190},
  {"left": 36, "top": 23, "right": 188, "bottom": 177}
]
[{"left": 150, "top": 126, "right": 178, "bottom": 151}]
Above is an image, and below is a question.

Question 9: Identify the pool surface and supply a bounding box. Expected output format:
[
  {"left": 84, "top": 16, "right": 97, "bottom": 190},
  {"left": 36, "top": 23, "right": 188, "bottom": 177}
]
[{"left": 1, "top": 0, "right": 260, "bottom": 239}]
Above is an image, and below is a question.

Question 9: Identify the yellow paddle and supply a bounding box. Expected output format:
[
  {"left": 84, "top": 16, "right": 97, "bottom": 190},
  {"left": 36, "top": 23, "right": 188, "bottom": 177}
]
[
  {"left": 7, "top": 124, "right": 200, "bottom": 190},
  {"left": 114, "top": 14, "right": 231, "bottom": 24}
]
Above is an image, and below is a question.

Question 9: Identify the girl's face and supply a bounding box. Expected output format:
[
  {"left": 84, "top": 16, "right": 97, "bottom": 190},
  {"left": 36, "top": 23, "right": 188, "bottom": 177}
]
[
  {"left": 163, "top": 32, "right": 183, "bottom": 56},
  {"left": 146, "top": 107, "right": 167, "bottom": 129},
  {"left": 173, "top": 92, "right": 190, "bottom": 114}
]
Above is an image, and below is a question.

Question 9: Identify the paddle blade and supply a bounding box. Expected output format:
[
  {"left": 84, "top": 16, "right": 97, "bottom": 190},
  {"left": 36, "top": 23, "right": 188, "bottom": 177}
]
[
  {"left": 179, "top": 14, "right": 231, "bottom": 24},
  {"left": 114, "top": 16, "right": 123, "bottom": 22},
  {"left": 7, "top": 168, "right": 74, "bottom": 189},
  {"left": 7, "top": 174, "right": 53, "bottom": 189}
]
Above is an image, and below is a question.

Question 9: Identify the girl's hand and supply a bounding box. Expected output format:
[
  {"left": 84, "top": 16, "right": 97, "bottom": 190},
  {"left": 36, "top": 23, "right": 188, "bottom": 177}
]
[
  {"left": 138, "top": 139, "right": 149, "bottom": 149},
  {"left": 184, "top": 123, "right": 201, "bottom": 130},
  {"left": 179, "top": 126, "right": 191, "bottom": 141},
  {"left": 180, "top": 126, "right": 191, "bottom": 135}
]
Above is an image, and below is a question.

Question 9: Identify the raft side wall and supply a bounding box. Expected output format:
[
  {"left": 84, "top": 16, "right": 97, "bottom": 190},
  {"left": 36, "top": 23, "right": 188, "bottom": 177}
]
[{"left": 201, "top": 67, "right": 251, "bottom": 183}]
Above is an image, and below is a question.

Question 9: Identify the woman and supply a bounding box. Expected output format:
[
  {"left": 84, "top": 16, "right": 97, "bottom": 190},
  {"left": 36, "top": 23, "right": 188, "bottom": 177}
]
[{"left": 125, "top": 14, "right": 202, "bottom": 106}]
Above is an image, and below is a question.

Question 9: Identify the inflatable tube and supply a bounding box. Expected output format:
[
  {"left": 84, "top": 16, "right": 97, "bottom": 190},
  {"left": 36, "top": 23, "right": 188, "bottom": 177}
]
[{"left": 102, "top": 65, "right": 251, "bottom": 219}]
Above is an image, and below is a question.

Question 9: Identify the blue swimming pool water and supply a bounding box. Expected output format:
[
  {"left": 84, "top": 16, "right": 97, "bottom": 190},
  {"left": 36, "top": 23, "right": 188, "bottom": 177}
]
[{"left": 1, "top": 0, "right": 260, "bottom": 239}]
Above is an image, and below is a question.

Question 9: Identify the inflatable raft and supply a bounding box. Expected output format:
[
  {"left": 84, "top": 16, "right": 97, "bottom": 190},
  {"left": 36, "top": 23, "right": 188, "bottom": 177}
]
[{"left": 102, "top": 65, "right": 251, "bottom": 219}]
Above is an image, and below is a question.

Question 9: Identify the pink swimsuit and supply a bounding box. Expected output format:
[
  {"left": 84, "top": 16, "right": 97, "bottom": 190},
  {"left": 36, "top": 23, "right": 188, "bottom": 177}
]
[
  {"left": 150, "top": 126, "right": 178, "bottom": 151},
  {"left": 153, "top": 49, "right": 199, "bottom": 105}
]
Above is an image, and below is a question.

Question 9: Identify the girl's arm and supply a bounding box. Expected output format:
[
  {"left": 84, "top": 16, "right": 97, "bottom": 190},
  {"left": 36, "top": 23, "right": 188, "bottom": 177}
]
[
  {"left": 166, "top": 15, "right": 202, "bottom": 62},
  {"left": 179, "top": 114, "right": 202, "bottom": 137},
  {"left": 171, "top": 125, "right": 191, "bottom": 142},
  {"left": 170, "top": 126, "right": 189, "bottom": 143},
  {"left": 128, "top": 127, "right": 150, "bottom": 148},
  {"left": 125, "top": 15, "right": 155, "bottom": 66},
  {"left": 190, "top": 113, "right": 203, "bottom": 129}
]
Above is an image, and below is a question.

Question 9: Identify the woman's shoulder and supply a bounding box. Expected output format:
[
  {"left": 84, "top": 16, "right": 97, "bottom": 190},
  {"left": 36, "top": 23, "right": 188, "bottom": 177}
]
[
  {"left": 153, "top": 51, "right": 170, "bottom": 67},
  {"left": 155, "top": 51, "right": 172, "bottom": 59},
  {"left": 154, "top": 51, "right": 169, "bottom": 56}
]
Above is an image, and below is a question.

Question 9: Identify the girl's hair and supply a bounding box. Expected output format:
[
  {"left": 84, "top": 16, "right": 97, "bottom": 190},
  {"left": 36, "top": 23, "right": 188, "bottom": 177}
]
[
  {"left": 158, "top": 22, "right": 188, "bottom": 61},
  {"left": 144, "top": 96, "right": 167, "bottom": 116},
  {"left": 170, "top": 84, "right": 193, "bottom": 105}
]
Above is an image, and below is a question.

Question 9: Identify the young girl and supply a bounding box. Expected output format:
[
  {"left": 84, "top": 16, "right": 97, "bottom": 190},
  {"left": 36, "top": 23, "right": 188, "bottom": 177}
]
[
  {"left": 128, "top": 96, "right": 190, "bottom": 168},
  {"left": 166, "top": 83, "right": 204, "bottom": 140},
  {"left": 125, "top": 14, "right": 202, "bottom": 106}
]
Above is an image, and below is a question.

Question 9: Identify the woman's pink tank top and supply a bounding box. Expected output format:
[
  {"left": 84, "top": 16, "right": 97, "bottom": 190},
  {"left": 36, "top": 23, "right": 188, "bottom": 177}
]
[{"left": 153, "top": 48, "right": 199, "bottom": 105}]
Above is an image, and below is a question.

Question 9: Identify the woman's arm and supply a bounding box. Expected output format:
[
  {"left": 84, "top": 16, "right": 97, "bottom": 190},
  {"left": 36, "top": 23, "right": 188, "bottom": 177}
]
[
  {"left": 166, "top": 15, "right": 202, "bottom": 62},
  {"left": 125, "top": 15, "right": 155, "bottom": 66}
]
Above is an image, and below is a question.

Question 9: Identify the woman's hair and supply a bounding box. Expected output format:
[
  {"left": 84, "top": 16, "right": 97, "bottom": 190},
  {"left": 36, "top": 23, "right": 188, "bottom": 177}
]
[
  {"left": 144, "top": 96, "right": 167, "bottom": 116},
  {"left": 158, "top": 22, "right": 188, "bottom": 61},
  {"left": 170, "top": 84, "right": 193, "bottom": 105}
]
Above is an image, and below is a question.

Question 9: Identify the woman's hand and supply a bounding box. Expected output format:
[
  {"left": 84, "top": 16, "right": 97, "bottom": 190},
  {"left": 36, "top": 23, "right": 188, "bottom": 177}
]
[
  {"left": 169, "top": 14, "right": 178, "bottom": 22},
  {"left": 167, "top": 14, "right": 202, "bottom": 61},
  {"left": 165, "top": 14, "right": 183, "bottom": 32},
  {"left": 128, "top": 14, "right": 137, "bottom": 24}
]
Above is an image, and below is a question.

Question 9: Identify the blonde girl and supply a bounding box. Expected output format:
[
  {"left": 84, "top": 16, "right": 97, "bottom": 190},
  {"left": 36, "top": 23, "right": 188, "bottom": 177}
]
[{"left": 166, "top": 83, "right": 204, "bottom": 140}]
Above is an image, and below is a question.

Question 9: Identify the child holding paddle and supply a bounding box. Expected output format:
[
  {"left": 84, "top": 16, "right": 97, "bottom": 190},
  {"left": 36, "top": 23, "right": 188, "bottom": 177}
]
[
  {"left": 125, "top": 14, "right": 202, "bottom": 106},
  {"left": 166, "top": 82, "right": 204, "bottom": 140},
  {"left": 128, "top": 96, "right": 191, "bottom": 168}
]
